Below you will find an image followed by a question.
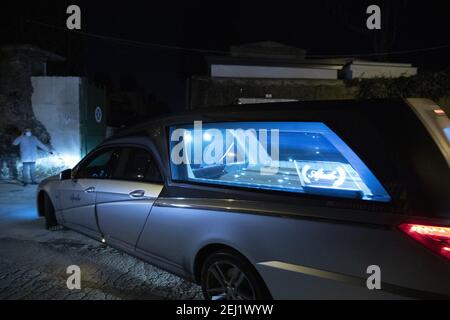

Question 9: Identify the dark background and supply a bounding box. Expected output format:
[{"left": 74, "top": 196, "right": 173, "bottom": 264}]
[{"left": 1, "top": 0, "right": 450, "bottom": 113}]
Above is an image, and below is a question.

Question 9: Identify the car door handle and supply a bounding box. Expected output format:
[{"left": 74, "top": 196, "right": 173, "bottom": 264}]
[
  {"left": 129, "top": 190, "right": 145, "bottom": 198},
  {"left": 84, "top": 187, "right": 96, "bottom": 193}
]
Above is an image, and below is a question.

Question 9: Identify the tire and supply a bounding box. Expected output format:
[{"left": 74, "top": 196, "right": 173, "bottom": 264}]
[
  {"left": 201, "top": 249, "right": 272, "bottom": 300},
  {"left": 43, "top": 193, "right": 58, "bottom": 229}
]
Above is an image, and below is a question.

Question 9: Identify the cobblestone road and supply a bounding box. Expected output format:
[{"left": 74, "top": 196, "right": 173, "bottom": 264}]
[{"left": 0, "top": 182, "right": 202, "bottom": 300}]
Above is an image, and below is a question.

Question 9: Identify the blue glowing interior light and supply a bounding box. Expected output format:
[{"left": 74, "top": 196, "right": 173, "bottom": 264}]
[
  {"left": 169, "top": 122, "right": 391, "bottom": 202},
  {"left": 444, "top": 127, "right": 450, "bottom": 142}
]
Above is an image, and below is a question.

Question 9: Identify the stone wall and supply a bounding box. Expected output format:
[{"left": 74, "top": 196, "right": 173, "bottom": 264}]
[
  {"left": 0, "top": 48, "right": 51, "bottom": 143},
  {"left": 0, "top": 47, "right": 52, "bottom": 181}
]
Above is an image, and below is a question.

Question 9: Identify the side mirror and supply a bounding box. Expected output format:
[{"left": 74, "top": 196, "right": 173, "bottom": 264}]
[{"left": 60, "top": 169, "right": 72, "bottom": 180}]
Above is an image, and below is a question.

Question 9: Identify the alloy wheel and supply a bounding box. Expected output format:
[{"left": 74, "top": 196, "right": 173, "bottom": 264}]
[{"left": 205, "top": 261, "right": 256, "bottom": 300}]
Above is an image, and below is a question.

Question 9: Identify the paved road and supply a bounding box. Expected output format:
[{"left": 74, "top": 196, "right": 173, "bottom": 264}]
[{"left": 0, "top": 182, "right": 202, "bottom": 300}]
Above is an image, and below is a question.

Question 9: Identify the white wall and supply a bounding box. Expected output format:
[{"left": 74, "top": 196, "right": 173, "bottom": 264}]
[
  {"left": 31, "top": 77, "right": 81, "bottom": 167},
  {"left": 343, "top": 63, "right": 417, "bottom": 79},
  {"left": 211, "top": 64, "right": 338, "bottom": 79}
]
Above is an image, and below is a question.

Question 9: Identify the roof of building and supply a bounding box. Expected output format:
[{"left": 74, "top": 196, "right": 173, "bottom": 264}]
[{"left": 207, "top": 41, "right": 414, "bottom": 71}]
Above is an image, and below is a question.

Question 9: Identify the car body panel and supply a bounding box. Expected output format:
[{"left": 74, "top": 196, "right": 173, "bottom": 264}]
[
  {"left": 96, "top": 179, "right": 163, "bottom": 247},
  {"left": 37, "top": 98, "right": 450, "bottom": 299},
  {"left": 59, "top": 178, "right": 100, "bottom": 236},
  {"left": 137, "top": 199, "right": 450, "bottom": 299}
]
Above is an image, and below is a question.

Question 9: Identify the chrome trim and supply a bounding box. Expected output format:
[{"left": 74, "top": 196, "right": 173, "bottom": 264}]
[
  {"left": 154, "top": 197, "right": 400, "bottom": 228},
  {"left": 258, "top": 261, "right": 363, "bottom": 286},
  {"left": 258, "top": 261, "right": 450, "bottom": 300}
]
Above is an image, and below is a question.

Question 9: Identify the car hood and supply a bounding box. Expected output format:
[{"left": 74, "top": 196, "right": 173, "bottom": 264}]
[{"left": 40, "top": 174, "right": 60, "bottom": 185}]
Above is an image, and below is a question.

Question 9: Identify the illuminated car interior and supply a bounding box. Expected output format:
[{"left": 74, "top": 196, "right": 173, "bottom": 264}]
[{"left": 170, "top": 122, "right": 391, "bottom": 202}]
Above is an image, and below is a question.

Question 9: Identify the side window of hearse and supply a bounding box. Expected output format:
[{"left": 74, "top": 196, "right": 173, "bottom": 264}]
[
  {"left": 77, "top": 149, "right": 119, "bottom": 179},
  {"left": 113, "top": 148, "right": 163, "bottom": 183},
  {"left": 169, "top": 122, "right": 391, "bottom": 202}
]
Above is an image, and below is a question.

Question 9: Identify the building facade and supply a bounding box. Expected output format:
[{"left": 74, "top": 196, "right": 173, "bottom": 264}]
[{"left": 187, "top": 41, "right": 417, "bottom": 110}]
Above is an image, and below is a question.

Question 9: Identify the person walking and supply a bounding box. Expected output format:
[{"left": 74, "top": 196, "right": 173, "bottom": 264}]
[{"left": 13, "top": 128, "right": 53, "bottom": 186}]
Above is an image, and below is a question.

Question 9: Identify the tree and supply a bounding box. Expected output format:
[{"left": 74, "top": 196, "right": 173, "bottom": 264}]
[{"left": 0, "top": 46, "right": 51, "bottom": 144}]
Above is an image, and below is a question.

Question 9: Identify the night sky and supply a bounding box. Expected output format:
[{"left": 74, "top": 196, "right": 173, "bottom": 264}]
[{"left": 2, "top": 0, "right": 450, "bottom": 112}]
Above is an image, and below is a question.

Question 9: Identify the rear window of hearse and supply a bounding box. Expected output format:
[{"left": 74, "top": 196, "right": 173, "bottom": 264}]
[{"left": 169, "top": 122, "right": 391, "bottom": 202}]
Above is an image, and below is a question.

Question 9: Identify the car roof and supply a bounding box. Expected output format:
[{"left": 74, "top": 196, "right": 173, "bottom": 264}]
[
  {"left": 108, "top": 98, "right": 408, "bottom": 139},
  {"left": 99, "top": 98, "right": 450, "bottom": 218}
]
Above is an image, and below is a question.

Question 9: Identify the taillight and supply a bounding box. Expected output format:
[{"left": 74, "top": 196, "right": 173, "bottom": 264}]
[{"left": 399, "top": 223, "right": 450, "bottom": 260}]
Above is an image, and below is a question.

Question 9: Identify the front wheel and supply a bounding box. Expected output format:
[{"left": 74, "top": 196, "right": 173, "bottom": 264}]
[
  {"left": 42, "top": 193, "right": 58, "bottom": 229},
  {"left": 200, "top": 249, "right": 272, "bottom": 300}
]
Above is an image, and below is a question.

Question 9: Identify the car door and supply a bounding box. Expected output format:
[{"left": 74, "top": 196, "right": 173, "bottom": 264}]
[
  {"left": 95, "top": 147, "right": 164, "bottom": 250},
  {"left": 59, "top": 147, "right": 119, "bottom": 238}
]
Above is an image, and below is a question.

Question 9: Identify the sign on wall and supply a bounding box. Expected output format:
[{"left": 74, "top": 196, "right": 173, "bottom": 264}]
[{"left": 94, "top": 106, "right": 103, "bottom": 123}]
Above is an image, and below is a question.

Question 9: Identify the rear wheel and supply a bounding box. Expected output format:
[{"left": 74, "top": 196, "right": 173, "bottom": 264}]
[
  {"left": 42, "top": 193, "right": 58, "bottom": 230},
  {"left": 200, "top": 249, "right": 271, "bottom": 300}
]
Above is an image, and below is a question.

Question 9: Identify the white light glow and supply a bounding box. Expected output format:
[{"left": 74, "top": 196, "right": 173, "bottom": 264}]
[
  {"left": 203, "top": 132, "right": 212, "bottom": 141},
  {"left": 36, "top": 153, "right": 81, "bottom": 170},
  {"left": 184, "top": 132, "right": 192, "bottom": 143},
  {"left": 59, "top": 154, "right": 81, "bottom": 168}
]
